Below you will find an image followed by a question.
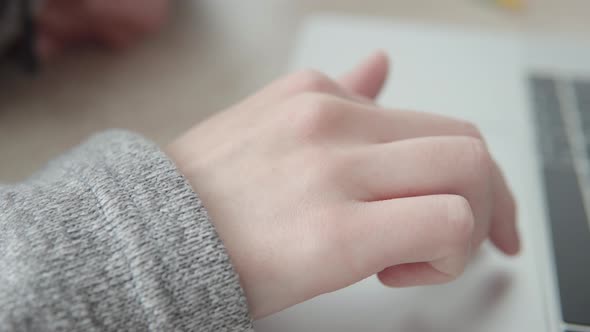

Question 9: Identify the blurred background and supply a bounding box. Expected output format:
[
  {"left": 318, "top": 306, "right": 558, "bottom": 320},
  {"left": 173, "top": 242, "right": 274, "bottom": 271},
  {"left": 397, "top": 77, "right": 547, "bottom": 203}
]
[{"left": 1, "top": 0, "right": 589, "bottom": 182}]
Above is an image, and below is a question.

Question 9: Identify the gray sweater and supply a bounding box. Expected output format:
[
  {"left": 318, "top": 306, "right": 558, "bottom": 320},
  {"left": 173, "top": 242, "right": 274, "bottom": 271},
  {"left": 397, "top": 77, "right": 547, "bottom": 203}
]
[{"left": 0, "top": 131, "right": 254, "bottom": 332}]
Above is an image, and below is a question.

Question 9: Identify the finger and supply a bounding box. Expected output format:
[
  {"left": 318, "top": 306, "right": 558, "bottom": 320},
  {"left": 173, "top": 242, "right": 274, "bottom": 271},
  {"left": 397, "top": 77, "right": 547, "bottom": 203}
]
[
  {"left": 267, "top": 98, "right": 486, "bottom": 146},
  {"left": 267, "top": 51, "right": 389, "bottom": 106},
  {"left": 338, "top": 50, "right": 390, "bottom": 100},
  {"left": 489, "top": 167, "right": 520, "bottom": 255},
  {"left": 209, "top": 72, "right": 352, "bottom": 142},
  {"left": 283, "top": 102, "right": 482, "bottom": 144},
  {"left": 346, "top": 136, "right": 493, "bottom": 246},
  {"left": 241, "top": 70, "right": 351, "bottom": 113},
  {"left": 377, "top": 262, "right": 454, "bottom": 287},
  {"left": 336, "top": 107, "right": 520, "bottom": 255},
  {"left": 218, "top": 51, "right": 390, "bottom": 137},
  {"left": 376, "top": 111, "right": 520, "bottom": 255},
  {"left": 261, "top": 98, "right": 491, "bottom": 148},
  {"left": 355, "top": 108, "right": 483, "bottom": 143},
  {"left": 340, "top": 194, "right": 473, "bottom": 286},
  {"left": 238, "top": 52, "right": 389, "bottom": 116}
]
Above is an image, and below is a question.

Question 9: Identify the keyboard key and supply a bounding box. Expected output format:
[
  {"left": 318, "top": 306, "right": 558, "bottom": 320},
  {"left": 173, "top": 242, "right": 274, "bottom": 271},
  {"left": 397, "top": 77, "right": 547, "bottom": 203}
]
[
  {"left": 543, "top": 167, "right": 590, "bottom": 325},
  {"left": 530, "top": 76, "right": 572, "bottom": 167},
  {"left": 574, "top": 79, "right": 590, "bottom": 145}
]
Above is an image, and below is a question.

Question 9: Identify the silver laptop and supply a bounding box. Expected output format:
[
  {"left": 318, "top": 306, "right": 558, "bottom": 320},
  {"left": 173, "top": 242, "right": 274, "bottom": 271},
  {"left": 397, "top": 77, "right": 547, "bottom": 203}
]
[{"left": 255, "top": 15, "right": 590, "bottom": 332}]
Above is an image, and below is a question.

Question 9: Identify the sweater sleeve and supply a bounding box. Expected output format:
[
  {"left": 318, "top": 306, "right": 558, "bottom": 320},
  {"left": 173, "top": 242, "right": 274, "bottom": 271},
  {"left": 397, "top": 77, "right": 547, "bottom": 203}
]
[{"left": 0, "top": 130, "right": 254, "bottom": 332}]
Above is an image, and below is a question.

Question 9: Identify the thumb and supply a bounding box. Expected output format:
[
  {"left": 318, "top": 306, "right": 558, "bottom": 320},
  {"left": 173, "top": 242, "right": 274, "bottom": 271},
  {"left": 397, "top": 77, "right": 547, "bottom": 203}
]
[{"left": 339, "top": 50, "right": 390, "bottom": 100}]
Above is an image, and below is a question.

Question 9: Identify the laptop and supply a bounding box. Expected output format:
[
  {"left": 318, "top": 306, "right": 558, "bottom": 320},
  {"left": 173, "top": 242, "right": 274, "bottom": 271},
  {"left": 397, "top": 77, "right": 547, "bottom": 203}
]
[{"left": 254, "top": 15, "right": 590, "bottom": 332}]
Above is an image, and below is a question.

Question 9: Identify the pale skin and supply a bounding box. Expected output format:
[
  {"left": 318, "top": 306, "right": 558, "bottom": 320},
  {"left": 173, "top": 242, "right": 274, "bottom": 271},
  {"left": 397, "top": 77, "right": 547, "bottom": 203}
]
[
  {"left": 166, "top": 52, "right": 520, "bottom": 320},
  {"left": 30, "top": 0, "right": 520, "bottom": 321}
]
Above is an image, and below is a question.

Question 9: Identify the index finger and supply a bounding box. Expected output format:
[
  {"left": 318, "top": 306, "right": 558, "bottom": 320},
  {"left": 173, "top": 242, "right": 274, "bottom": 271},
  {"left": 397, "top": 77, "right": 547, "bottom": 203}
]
[
  {"left": 489, "top": 165, "right": 520, "bottom": 255},
  {"left": 367, "top": 109, "right": 520, "bottom": 255}
]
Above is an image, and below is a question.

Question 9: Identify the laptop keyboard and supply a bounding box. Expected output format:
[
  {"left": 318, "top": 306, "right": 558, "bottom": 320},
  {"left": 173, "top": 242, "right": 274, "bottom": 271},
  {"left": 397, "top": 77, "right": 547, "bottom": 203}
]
[
  {"left": 530, "top": 76, "right": 590, "bottom": 327},
  {"left": 574, "top": 80, "right": 590, "bottom": 148}
]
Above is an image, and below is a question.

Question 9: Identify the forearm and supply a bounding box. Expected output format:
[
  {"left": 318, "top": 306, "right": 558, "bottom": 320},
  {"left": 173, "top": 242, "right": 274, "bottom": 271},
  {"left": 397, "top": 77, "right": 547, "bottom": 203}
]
[{"left": 0, "top": 131, "right": 253, "bottom": 331}]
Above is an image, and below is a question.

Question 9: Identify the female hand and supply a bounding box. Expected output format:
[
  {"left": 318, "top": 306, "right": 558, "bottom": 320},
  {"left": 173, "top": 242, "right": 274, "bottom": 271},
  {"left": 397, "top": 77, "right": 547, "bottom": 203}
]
[{"left": 167, "top": 52, "right": 520, "bottom": 320}]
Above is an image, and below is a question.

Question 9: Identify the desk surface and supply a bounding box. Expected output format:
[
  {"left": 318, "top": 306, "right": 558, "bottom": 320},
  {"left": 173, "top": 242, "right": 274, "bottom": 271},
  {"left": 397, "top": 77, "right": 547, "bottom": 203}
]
[{"left": 1, "top": 0, "right": 589, "bottom": 181}]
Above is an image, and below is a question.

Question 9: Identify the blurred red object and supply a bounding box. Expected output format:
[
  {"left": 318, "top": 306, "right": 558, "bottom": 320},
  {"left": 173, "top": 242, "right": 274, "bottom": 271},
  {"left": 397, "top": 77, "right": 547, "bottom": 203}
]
[{"left": 36, "top": 0, "right": 170, "bottom": 61}]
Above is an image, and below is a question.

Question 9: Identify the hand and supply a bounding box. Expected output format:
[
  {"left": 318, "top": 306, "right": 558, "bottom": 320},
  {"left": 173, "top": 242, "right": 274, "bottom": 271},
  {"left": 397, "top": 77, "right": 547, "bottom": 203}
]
[
  {"left": 166, "top": 52, "right": 520, "bottom": 320},
  {"left": 36, "top": 0, "right": 170, "bottom": 60}
]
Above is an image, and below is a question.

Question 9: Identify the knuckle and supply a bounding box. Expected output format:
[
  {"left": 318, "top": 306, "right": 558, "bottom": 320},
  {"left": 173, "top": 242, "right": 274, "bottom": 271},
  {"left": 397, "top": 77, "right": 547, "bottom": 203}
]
[
  {"left": 433, "top": 257, "right": 467, "bottom": 282},
  {"left": 288, "top": 69, "right": 336, "bottom": 95},
  {"left": 286, "top": 93, "right": 338, "bottom": 140},
  {"left": 443, "top": 195, "right": 475, "bottom": 246},
  {"left": 462, "top": 137, "right": 492, "bottom": 178}
]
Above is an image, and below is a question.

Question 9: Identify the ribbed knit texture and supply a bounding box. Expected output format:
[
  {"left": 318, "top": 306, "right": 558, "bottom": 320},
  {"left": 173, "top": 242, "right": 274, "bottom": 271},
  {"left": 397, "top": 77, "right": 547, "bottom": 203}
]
[{"left": 0, "top": 130, "right": 254, "bottom": 332}]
